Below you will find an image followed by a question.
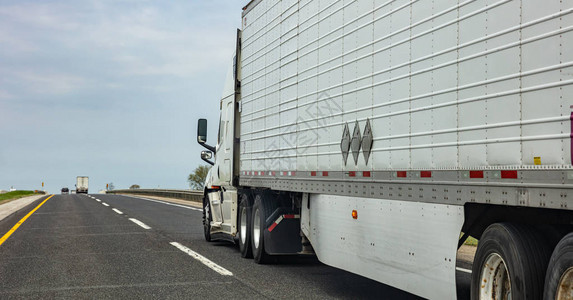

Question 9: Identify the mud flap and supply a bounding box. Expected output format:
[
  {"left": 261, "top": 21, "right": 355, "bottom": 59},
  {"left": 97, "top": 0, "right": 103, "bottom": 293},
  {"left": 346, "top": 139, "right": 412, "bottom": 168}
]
[{"left": 263, "top": 209, "right": 302, "bottom": 255}]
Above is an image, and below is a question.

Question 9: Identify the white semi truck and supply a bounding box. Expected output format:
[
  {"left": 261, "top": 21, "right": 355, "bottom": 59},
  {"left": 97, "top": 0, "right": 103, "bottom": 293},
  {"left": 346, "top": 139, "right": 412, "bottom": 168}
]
[
  {"left": 196, "top": 1, "right": 573, "bottom": 299},
  {"left": 76, "top": 176, "right": 89, "bottom": 194}
]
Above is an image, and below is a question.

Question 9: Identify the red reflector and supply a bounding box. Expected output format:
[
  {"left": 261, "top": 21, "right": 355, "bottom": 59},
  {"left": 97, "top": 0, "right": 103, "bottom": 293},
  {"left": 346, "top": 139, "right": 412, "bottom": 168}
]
[
  {"left": 352, "top": 210, "right": 358, "bottom": 219},
  {"left": 420, "top": 171, "right": 432, "bottom": 178},
  {"left": 260, "top": 171, "right": 265, "bottom": 176},
  {"left": 322, "top": 171, "right": 329, "bottom": 176},
  {"left": 311, "top": 171, "right": 317, "bottom": 176},
  {"left": 349, "top": 171, "right": 356, "bottom": 177},
  {"left": 268, "top": 223, "right": 278, "bottom": 232},
  {"left": 397, "top": 171, "right": 407, "bottom": 178},
  {"left": 470, "top": 171, "right": 484, "bottom": 178},
  {"left": 271, "top": 171, "right": 276, "bottom": 176},
  {"left": 291, "top": 172, "right": 296, "bottom": 176},
  {"left": 501, "top": 170, "right": 518, "bottom": 179},
  {"left": 363, "top": 171, "right": 371, "bottom": 177},
  {"left": 283, "top": 171, "right": 287, "bottom": 176},
  {"left": 283, "top": 214, "right": 296, "bottom": 219}
]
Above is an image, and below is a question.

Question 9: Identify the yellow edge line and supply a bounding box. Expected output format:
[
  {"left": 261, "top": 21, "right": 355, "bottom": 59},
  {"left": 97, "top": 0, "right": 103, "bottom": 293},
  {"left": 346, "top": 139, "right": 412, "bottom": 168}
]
[{"left": 0, "top": 194, "right": 54, "bottom": 247}]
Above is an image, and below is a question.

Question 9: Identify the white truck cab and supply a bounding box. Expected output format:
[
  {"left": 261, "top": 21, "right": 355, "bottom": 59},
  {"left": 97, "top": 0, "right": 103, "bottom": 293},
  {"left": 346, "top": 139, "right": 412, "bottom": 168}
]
[{"left": 197, "top": 31, "right": 242, "bottom": 242}]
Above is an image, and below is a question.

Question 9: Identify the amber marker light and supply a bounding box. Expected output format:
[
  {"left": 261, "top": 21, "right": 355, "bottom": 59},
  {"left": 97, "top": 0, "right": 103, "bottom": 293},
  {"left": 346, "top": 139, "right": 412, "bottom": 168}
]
[{"left": 352, "top": 210, "right": 358, "bottom": 219}]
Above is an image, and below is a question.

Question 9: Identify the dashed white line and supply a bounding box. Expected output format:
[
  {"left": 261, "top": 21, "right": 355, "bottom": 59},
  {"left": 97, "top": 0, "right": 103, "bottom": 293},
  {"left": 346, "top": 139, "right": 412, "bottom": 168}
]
[
  {"left": 102, "top": 203, "right": 110, "bottom": 207},
  {"left": 129, "top": 218, "right": 151, "bottom": 230},
  {"left": 123, "top": 195, "right": 202, "bottom": 211},
  {"left": 456, "top": 267, "right": 472, "bottom": 274},
  {"left": 170, "top": 242, "right": 233, "bottom": 276},
  {"left": 96, "top": 199, "right": 101, "bottom": 202},
  {"left": 112, "top": 208, "right": 123, "bottom": 215}
]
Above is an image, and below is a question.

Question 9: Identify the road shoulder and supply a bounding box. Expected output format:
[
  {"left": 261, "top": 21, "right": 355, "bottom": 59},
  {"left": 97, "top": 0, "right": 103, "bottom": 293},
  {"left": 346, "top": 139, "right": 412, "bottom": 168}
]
[{"left": 0, "top": 194, "right": 48, "bottom": 222}]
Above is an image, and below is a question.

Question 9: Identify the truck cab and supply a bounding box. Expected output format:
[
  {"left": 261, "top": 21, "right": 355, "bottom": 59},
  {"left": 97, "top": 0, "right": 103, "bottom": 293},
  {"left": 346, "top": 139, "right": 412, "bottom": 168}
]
[{"left": 197, "top": 30, "right": 242, "bottom": 241}]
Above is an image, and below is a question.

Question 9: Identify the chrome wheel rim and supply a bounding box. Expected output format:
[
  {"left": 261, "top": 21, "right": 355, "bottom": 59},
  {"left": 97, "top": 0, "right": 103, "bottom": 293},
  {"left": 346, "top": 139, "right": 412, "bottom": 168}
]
[
  {"left": 479, "top": 253, "right": 511, "bottom": 300},
  {"left": 253, "top": 208, "right": 260, "bottom": 249},
  {"left": 557, "top": 267, "right": 573, "bottom": 300},
  {"left": 240, "top": 206, "right": 247, "bottom": 245}
]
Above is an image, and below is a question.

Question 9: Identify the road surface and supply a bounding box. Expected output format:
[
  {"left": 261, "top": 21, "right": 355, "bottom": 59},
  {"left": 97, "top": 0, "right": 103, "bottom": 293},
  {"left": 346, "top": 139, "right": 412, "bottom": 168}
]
[{"left": 0, "top": 194, "right": 472, "bottom": 299}]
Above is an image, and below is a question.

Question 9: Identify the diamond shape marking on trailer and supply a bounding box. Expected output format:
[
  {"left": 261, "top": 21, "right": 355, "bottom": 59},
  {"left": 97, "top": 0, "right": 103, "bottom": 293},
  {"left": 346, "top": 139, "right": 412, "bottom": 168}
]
[
  {"left": 362, "top": 119, "right": 373, "bottom": 164},
  {"left": 341, "top": 123, "right": 351, "bottom": 165},
  {"left": 351, "top": 121, "right": 362, "bottom": 165}
]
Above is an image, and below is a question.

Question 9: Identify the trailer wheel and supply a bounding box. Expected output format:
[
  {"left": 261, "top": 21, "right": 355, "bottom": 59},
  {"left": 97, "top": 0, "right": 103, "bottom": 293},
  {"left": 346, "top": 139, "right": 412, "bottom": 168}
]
[
  {"left": 471, "top": 223, "right": 551, "bottom": 300},
  {"left": 251, "top": 194, "right": 270, "bottom": 264},
  {"left": 238, "top": 195, "right": 253, "bottom": 258},
  {"left": 544, "top": 232, "right": 573, "bottom": 300},
  {"left": 203, "top": 197, "right": 212, "bottom": 242}
]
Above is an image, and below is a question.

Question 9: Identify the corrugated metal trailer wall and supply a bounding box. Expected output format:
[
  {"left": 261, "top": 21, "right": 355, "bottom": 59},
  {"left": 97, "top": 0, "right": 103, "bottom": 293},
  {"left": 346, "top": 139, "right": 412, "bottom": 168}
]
[{"left": 240, "top": 0, "right": 572, "bottom": 176}]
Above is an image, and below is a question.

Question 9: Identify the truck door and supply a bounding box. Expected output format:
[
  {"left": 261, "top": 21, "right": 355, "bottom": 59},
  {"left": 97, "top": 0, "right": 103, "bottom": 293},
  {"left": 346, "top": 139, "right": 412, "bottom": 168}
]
[{"left": 210, "top": 97, "right": 234, "bottom": 228}]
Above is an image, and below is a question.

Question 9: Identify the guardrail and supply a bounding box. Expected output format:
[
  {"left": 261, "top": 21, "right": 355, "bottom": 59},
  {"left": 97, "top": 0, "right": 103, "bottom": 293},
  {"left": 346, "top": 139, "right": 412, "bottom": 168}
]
[{"left": 106, "top": 189, "right": 203, "bottom": 202}]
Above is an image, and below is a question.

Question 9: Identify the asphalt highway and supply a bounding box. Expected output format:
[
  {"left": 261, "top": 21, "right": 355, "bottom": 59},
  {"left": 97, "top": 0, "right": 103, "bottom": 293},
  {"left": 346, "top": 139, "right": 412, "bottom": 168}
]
[{"left": 0, "top": 194, "right": 471, "bottom": 299}]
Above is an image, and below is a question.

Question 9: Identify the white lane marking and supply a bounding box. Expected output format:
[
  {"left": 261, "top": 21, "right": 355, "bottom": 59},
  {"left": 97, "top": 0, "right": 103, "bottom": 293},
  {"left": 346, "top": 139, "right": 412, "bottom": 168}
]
[
  {"left": 112, "top": 208, "right": 123, "bottom": 215},
  {"left": 170, "top": 242, "right": 233, "bottom": 276},
  {"left": 102, "top": 203, "right": 110, "bottom": 207},
  {"left": 456, "top": 267, "right": 472, "bottom": 274},
  {"left": 129, "top": 218, "right": 151, "bottom": 230},
  {"left": 123, "top": 195, "right": 202, "bottom": 211},
  {"left": 96, "top": 199, "right": 101, "bottom": 202}
]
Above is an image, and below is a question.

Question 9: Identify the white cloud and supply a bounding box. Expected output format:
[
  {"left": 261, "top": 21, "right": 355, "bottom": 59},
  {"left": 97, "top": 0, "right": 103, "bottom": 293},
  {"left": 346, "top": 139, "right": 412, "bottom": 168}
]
[
  {"left": 0, "top": 0, "right": 245, "bottom": 191},
  {"left": 0, "top": 2, "right": 81, "bottom": 30},
  {"left": 11, "top": 70, "right": 89, "bottom": 95},
  {"left": 0, "top": 1, "right": 239, "bottom": 97},
  {"left": 0, "top": 90, "right": 15, "bottom": 100}
]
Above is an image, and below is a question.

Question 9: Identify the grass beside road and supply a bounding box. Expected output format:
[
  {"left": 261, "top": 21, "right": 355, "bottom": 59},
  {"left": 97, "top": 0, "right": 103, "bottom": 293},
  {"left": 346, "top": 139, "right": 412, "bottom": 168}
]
[
  {"left": 0, "top": 191, "right": 44, "bottom": 204},
  {"left": 460, "top": 232, "right": 479, "bottom": 246},
  {"left": 464, "top": 236, "right": 479, "bottom": 246}
]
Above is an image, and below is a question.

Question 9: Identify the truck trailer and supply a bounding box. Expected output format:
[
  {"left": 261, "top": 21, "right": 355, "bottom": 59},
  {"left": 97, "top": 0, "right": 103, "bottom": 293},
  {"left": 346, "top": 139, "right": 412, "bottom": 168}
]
[
  {"left": 75, "top": 176, "right": 88, "bottom": 194},
  {"left": 196, "top": 1, "right": 573, "bottom": 299}
]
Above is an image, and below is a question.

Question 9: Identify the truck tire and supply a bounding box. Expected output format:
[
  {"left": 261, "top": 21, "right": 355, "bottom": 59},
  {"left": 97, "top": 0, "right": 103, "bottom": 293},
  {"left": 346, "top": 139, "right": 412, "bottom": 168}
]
[
  {"left": 203, "top": 197, "right": 212, "bottom": 242},
  {"left": 471, "top": 223, "right": 551, "bottom": 300},
  {"left": 251, "top": 194, "right": 271, "bottom": 264},
  {"left": 544, "top": 232, "right": 573, "bottom": 300},
  {"left": 238, "top": 195, "right": 253, "bottom": 258}
]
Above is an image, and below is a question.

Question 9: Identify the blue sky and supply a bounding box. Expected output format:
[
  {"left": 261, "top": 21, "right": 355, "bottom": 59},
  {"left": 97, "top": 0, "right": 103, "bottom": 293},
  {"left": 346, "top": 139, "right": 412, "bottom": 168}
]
[{"left": 0, "top": 1, "right": 244, "bottom": 193}]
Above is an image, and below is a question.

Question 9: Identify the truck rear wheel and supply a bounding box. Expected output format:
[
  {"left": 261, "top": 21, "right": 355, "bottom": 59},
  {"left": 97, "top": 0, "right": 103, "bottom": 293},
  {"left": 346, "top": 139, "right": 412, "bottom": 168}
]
[
  {"left": 203, "top": 197, "right": 212, "bottom": 242},
  {"left": 238, "top": 195, "right": 253, "bottom": 258},
  {"left": 251, "top": 194, "right": 271, "bottom": 264},
  {"left": 471, "top": 223, "right": 551, "bottom": 299},
  {"left": 544, "top": 232, "right": 573, "bottom": 300}
]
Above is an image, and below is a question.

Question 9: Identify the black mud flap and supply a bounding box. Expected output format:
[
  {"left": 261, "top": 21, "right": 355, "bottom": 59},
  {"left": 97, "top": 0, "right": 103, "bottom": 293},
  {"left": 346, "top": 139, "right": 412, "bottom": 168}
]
[{"left": 263, "top": 210, "right": 302, "bottom": 255}]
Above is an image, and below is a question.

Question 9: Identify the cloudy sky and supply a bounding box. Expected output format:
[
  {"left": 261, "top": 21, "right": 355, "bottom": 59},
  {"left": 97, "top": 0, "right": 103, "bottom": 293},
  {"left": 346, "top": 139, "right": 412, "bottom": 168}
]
[{"left": 0, "top": 0, "right": 244, "bottom": 193}]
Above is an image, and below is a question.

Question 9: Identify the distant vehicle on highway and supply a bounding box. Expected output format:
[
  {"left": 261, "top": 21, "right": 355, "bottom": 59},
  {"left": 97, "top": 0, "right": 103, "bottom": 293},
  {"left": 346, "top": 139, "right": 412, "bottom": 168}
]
[
  {"left": 61, "top": 187, "right": 69, "bottom": 194},
  {"left": 75, "top": 176, "right": 89, "bottom": 194}
]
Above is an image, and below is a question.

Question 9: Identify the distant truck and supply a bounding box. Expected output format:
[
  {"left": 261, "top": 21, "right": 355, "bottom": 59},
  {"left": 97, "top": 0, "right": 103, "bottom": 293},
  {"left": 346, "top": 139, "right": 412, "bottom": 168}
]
[
  {"left": 75, "top": 176, "right": 88, "bottom": 194},
  {"left": 196, "top": 1, "right": 573, "bottom": 300}
]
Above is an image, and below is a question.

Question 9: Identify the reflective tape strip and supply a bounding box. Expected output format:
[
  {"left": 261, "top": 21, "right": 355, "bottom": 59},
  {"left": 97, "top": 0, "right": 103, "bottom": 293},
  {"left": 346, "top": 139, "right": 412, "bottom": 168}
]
[
  {"left": 501, "top": 170, "right": 518, "bottom": 179},
  {"left": 421, "top": 171, "right": 432, "bottom": 178},
  {"left": 268, "top": 214, "right": 300, "bottom": 232}
]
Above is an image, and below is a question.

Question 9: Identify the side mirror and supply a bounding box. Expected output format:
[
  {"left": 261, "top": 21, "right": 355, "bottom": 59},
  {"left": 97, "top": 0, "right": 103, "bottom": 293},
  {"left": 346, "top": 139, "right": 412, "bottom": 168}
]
[
  {"left": 201, "top": 150, "right": 214, "bottom": 165},
  {"left": 197, "top": 119, "right": 208, "bottom": 143},
  {"left": 197, "top": 118, "right": 216, "bottom": 153},
  {"left": 201, "top": 151, "right": 212, "bottom": 160}
]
